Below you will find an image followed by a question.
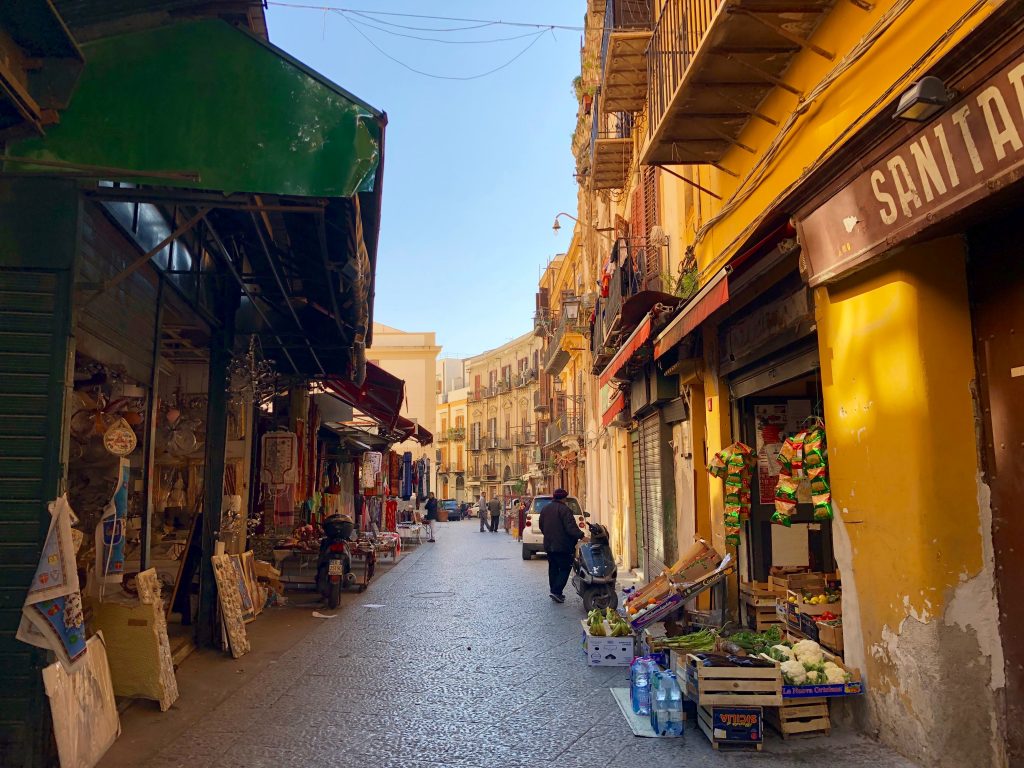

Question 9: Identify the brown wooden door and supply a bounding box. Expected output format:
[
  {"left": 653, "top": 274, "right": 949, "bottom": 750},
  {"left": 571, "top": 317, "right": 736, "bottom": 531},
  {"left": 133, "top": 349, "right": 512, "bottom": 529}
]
[{"left": 970, "top": 217, "right": 1024, "bottom": 764}]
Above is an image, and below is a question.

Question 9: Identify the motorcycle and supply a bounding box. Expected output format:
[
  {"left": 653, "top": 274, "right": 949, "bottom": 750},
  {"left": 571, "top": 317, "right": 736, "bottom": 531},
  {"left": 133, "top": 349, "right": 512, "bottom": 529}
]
[
  {"left": 572, "top": 519, "right": 619, "bottom": 611},
  {"left": 316, "top": 514, "right": 355, "bottom": 609}
]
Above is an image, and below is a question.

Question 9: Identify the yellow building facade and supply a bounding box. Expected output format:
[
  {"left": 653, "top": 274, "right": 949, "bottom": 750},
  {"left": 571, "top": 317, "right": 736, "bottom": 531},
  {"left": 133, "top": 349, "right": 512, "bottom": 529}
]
[
  {"left": 435, "top": 358, "right": 469, "bottom": 502},
  {"left": 465, "top": 332, "right": 543, "bottom": 502},
  {"left": 571, "top": 0, "right": 1018, "bottom": 763}
]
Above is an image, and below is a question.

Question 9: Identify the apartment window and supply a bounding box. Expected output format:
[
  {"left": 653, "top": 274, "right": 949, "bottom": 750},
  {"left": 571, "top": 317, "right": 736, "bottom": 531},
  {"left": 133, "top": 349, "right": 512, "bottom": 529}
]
[
  {"left": 457, "top": 446, "right": 464, "bottom": 471},
  {"left": 441, "top": 417, "right": 447, "bottom": 433},
  {"left": 487, "top": 417, "right": 497, "bottom": 438},
  {"left": 436, "top": 378, "right": 442, "bottom": 394},
  {"left": 501, "top": 365, "right": 512, "bottom": 384},
  {"left": 455, "top": 415, "right": 464, "bottom": 429}
]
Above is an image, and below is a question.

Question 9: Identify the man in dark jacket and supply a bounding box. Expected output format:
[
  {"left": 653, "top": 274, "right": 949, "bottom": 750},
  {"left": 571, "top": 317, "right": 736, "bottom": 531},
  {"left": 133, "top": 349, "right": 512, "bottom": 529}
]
[
  {"left": 539, "top": 489, "right": 583, "bottom": 603},
  {"left": 486, "top": 495, "right": 502, "bottom": 533},
  {"left": 423, "top": 492, "right": 438, "bottom": 542}
]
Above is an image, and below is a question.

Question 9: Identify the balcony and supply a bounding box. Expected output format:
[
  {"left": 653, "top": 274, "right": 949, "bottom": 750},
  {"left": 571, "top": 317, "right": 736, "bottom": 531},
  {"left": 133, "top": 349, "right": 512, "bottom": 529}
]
[
  {"left": 468, "top": 466, "right": 481, "bottom": 481},
  {"left": 483, "top": 435, "right": 498, "bottom": 450},
  {"left": 513, "top": 426, "right": 536, "bottom": 446},
  {"left": 483, "top": 464, "right": 499, "bottom": 479},
  {"left": 447, "top": 427, "right": 466, "bottom": 442},
  {"left": 469, "top": 389, "right": 484, "bottom": 403},
  {"left": 497, "top": 379, "right": 512, "bottom": 394},
  {"left": 600, "top": 0, "right": 652, "bottom": 114},
  {"left": 544, "top": 300, "right": 591, "bottom": 376},
  {"left": 533, "top": 308, "right": 552, "bottom": 338},
  {"left": 469, "top": 436, "right": 482, "bottom": 452},
  {"left": 533, "top": 389, "right": 550, "bottom": 413},
  {"left": 515, "top": 369, "right": 538, "bottom": 388},
  {"left": 591, "top": 237, "right": 677, "bottom": 372},
  {"left": 546, "top": 412, "right": 585, "bottom": 447},
  {"left": 644, "top": 0, "right": 836, "bottom": 166},
  {"left": 497, "top": 437, "right": 512, "bottom": 451},
  {"left": 591, "top": 91, "right": 635, "bottom": 190}
]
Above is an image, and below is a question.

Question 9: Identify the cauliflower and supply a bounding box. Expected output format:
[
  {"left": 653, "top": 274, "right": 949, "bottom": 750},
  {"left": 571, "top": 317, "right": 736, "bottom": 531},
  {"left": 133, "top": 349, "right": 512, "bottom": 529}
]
[
  {"left": 821, "top": 662, "right": 850, "bottom": 684},
  {"left": 792, "top": 639, "right": 824, "bottom": 665},
  {"left": 780, "top": 659, "right": 808, "bottom": 685},
  {"left": 769, "top": 644, "right": 794, "bottom": 661},
  {"left": 824, "top": 666, "right": 849, "bottom": 684}
]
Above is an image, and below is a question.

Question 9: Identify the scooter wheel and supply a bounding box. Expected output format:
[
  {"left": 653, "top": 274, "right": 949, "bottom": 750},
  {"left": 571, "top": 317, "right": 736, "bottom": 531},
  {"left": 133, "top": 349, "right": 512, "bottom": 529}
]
[
  {"left": 582, "top": 586, "right": 618, "bottom": 612},
  {"left": 328, "top": 580, "right": 342, "bottom": 609}
]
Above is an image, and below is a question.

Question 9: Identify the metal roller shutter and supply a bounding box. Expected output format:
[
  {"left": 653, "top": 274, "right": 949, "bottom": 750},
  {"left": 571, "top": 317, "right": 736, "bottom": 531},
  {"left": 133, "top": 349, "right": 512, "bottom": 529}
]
[
  {"left": 639, "top": 412, "right": 667, "bottom": 578},
  {"left": 631, "top": 429, "right": 644, "bottom": 572}
]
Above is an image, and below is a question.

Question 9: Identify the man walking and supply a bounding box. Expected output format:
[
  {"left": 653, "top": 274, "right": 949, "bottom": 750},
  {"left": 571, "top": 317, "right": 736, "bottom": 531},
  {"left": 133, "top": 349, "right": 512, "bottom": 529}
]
[
  {"left": 478, "top": 494, "right": 488, "bottom": 533},
  {"left": 539, "top": 489, "right": 583, "bottom": 603},
  {"left": 423, "top": 492, "right": 438, "bottom": 542},
  {"left": 487, "top": 494, "right": 502, "bottom": 533}
]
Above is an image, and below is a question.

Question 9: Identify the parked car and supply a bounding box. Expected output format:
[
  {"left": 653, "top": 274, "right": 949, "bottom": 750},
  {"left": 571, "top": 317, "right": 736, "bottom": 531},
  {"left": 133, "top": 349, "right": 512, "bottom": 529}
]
[
  {"left": 441, "top": 499, "right": 463, "bottom": 521},
  {"left": 521, "top": 494, "right": 586, "bottom": 560}
]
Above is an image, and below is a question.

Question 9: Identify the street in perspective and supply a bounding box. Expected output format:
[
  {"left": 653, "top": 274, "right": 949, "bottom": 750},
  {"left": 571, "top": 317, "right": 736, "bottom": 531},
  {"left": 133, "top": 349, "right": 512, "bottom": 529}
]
[{"left": 0, "top": 2, "right": 1021, "bottom": 768}]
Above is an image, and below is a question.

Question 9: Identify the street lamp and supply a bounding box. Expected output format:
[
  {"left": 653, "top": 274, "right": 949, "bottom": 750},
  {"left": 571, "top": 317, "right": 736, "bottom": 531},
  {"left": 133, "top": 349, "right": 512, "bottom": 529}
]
[
  {"left": 552, "top": 211, "right": 613, "bottom": 240},
  {"left": 563, "top": 295, "right": 581, "bottom": 321}
]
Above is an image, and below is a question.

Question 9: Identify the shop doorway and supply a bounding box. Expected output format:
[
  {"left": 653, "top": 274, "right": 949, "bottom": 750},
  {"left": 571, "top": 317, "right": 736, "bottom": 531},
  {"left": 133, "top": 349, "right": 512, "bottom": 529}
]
[
  {"left": 730, "top": 361, "right": 836, "bottom": 583},
  {"left": 968, "top": 214, "right": 1024, "bottom": 763}
]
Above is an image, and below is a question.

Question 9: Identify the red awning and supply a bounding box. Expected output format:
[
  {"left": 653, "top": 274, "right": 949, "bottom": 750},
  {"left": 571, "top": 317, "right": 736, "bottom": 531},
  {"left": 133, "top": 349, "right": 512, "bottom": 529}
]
[
  {"left": 654, "top": 269, "right": 729, "bottom": 360},
  {"left": 414, "top": 424, "right": 433, "bottom": 446},
  {"left": 601, "top": 390, "right": 626, "bottom": 428},
  {"left": 599, "top": 313, "right": 652, "bottom": 387},
  {"left": 325, "top": 362, "right": 405, "bottom": 430},
  {"left": 392, "top": 416, "right": 433, "bottom": 446}
]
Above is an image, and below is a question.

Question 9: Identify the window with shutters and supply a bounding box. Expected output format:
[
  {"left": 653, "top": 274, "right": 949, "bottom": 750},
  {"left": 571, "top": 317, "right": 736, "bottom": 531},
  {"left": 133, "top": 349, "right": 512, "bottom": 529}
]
[{"left": 629, "top": 168, "right": 661, "bottom": 291}]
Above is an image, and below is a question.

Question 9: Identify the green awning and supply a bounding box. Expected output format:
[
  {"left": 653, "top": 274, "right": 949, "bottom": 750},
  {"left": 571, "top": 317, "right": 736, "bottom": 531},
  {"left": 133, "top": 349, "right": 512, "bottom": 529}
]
[{"left": 5, "top": 18, "right": 383, "bottom": 198}]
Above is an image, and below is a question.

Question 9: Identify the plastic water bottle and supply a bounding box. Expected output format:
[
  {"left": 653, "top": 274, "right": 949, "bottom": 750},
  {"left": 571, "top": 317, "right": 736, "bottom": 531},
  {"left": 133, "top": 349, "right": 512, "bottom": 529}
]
[
  {"left": 663, "top": 671, "right": 684, "bottom": 737},
  {"left": 632, "top": 659, "right": 652, "bottom": 715},
  {"left": 650, "top": 669, "right": 672, "bottom": 734}
]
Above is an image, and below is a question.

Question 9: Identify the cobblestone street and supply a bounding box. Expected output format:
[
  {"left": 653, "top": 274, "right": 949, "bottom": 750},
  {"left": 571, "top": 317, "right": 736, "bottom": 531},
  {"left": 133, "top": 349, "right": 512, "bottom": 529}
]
[{"left": 103, "top": 522, "right": 919, "bottom": 768}]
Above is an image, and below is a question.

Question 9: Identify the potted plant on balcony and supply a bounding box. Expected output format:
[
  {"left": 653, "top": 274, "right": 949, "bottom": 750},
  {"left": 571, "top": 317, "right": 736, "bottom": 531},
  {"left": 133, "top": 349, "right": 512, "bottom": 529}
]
[{"left": 572, "top": 75, "right": 596, "bottom": 115}]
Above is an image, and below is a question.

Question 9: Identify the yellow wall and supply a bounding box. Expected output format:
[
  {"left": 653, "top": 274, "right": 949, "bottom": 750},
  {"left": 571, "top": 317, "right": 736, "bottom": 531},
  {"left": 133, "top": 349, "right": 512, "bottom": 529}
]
[
  {"left": 815, "top": 237, "right": 1004, "bottom": 767},
  {"left": 679, "top": 0, "right": 1000, "bottom": 278}
]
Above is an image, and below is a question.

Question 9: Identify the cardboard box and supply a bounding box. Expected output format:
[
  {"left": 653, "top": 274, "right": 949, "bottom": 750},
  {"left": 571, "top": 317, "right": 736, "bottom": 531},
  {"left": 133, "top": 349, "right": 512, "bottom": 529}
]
[
  {"left": 581, "top": 620, "right": 635, "bottom": 667},
  {"left": 698, "top": 705, "right": 763, "bottom": 748}
]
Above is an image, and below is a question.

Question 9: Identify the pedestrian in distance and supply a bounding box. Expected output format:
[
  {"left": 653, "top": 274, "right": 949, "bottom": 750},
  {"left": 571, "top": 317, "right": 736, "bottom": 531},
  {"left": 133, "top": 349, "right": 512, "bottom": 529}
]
[
  {"left": 478, "top": 494, "right": 488, "bottom": 533},
  {"left": 424, "top": 492, "right": 439, "bottom": 542},
  {"left": 487, "top": 495, "right": 502, "bottom": 533},
  {"left": 539, "top": 489, "right": 583, "bottom": 603},
  {"left": 516, "top": 498, "right": 528, "bottom": 542}
]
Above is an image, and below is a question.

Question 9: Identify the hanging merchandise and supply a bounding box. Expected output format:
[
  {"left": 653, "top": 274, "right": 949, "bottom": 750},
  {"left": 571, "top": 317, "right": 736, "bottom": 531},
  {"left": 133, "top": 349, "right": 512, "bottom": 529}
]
[
  {"left": 707, "top": 442, "right": 754, "bottom": 547},
  {"left": 774, "top": 426, "right": 832, "bottom": 524},
  {"left": 17, "top": 496, "right": 88, "bottom": 673},
  {"left": 361, "top": 451, "right": 383, "bottom": 489},
  {"left": 261, "top": 431, "right": 298, "bottom": 485},
  {"left": 401, "top": 452, "right": 413, "bottom": 500},
  {"left": 96, "top": 459, "right": 131, "bottom": 588},
  {"left": 389, "top": 452, "right": 401, "bottom": 496}
]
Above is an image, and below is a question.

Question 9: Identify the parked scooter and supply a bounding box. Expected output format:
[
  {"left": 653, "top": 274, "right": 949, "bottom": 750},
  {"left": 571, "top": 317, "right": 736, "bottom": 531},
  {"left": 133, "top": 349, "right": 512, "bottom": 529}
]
[
  {"left": 572, "top": 518, "right": 618, "bottom": 611},
  {"left": 317, "top": 514, "right": 355, "bottom": 609}
]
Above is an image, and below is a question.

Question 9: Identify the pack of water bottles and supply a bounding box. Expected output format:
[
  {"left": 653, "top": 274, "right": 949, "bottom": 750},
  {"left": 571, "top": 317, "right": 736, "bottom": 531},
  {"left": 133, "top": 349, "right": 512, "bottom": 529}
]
[{"left": 629, "top": 656, "right": 684, "bottom": 737}]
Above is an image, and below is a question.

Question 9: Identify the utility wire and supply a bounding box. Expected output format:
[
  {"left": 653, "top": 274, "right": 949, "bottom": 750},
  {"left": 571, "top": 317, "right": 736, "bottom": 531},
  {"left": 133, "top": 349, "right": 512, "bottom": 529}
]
[
  {"left": 266, "top": 2, "right": 584, "bottom": 31},
  {"left": 344, "top": 13, "right": 546, "bottom": 44},
  {"left": 347, "top": 10, "right": 497, "bottom": 32},
  {"left": 337, "top": 12, "right": 550, "bottom": 80}
]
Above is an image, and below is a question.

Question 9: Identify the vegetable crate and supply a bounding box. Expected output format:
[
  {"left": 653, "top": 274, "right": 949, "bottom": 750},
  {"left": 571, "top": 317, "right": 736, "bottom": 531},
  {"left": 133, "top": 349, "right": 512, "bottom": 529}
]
[
  {"left": 681, "top": 654, "right": 782, "bottom": 707},
  {"left": 772, "top": 648, "right": 864, "bottom": 698},
  {"left": 770, "top": 572, "right": 826, "bottom": 596},
  {"left": 741, "top": 582, "right": 785, "bottom": 632},
  {"left": 697, "top": 705, "right": 763, "bottom": 751},
  {"left": 580, "top": 620, "right": 635, "bottom": 667},
  {"left": 766, "top": 698, "right": 830, "bottom": 738}
]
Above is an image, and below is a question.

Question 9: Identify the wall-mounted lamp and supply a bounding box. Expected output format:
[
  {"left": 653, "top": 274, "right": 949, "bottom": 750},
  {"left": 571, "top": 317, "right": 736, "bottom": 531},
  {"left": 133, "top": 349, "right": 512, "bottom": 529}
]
[{"left": 894, "top": 76, "right": 956, "bottom": 122}]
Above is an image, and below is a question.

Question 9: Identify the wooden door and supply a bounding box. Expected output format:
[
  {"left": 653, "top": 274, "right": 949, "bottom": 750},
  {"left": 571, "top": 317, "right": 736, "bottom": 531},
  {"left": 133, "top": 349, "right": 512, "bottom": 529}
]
[{"left": 969, "top": 216, "right": 1024, "bottom": 764}]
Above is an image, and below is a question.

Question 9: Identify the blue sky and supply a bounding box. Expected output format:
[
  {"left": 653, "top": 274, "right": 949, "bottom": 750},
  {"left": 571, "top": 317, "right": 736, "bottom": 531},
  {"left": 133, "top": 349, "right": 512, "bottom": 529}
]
[{"left": 266, "top": 2, "right": 583, "bottom": 359}]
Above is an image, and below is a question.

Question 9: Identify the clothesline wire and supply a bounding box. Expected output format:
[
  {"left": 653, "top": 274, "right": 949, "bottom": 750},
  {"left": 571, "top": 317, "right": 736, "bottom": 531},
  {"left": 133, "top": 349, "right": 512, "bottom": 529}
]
[{"left": 344, "top": 12, "right": 548, "bottom": 44}]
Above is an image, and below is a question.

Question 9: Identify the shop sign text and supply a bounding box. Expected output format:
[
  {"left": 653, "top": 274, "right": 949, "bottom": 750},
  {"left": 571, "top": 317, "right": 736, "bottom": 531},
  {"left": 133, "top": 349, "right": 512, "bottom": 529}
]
[{"left": 798, "top": 54, "right": 1024, "bottom": 285}]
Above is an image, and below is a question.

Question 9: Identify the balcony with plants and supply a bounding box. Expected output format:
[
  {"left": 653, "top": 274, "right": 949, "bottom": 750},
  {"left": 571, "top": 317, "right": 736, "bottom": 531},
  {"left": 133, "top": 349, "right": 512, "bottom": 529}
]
[
  {"left": 446, "top": 427, "right": 466, "bottom": 442},
  {"left": 545, "top": 411, "right": 584, "bottom": 447},
  {"left": 643, "top": 0, "right": 835, "bottom": 166}
]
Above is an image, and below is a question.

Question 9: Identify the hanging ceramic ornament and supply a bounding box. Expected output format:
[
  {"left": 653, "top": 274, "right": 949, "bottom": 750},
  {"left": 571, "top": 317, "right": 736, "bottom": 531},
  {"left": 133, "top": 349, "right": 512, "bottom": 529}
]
[{"left": 102, "top": 417, "right": 137, "bottom": 456}]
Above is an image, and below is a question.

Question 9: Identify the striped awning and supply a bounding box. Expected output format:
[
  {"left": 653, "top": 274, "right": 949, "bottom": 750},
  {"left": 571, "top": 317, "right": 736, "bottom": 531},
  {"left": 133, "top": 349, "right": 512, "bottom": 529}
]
[
  {"left": 654, "top": 269, "right": 729, "bottom": 359},
  {"left": 598, "top": 313, "right": 652, "bottom": 387}
]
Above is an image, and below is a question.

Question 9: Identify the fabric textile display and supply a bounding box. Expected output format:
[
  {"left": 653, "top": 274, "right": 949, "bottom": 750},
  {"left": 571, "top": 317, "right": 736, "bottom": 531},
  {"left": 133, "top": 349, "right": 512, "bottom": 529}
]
[
  {"left": 389, "top": 452, "right": 401, "bottom": 496},
  {"left": 401, "top": 452, "right": 413, "bottom": 500},
  {"left": 261, "top": 431, "right": 298, "bottom": 485},
  {"left": 384, "top": 498, "right": 398, "bottom": 531},
  {"left": 361, "top": 451, "right": 382, "bottom": 489},
  {"left": 707, "top": 442, "right": 754, "bottom": 547},
  {"left": 774, "top": 426, "right": 832, "bottom": 524},
  {"left": 96, "top": 459, "right": 131, "bottom": 587},
  {"left": 18, "top": 496, "right": 88, "bottom": 673}
]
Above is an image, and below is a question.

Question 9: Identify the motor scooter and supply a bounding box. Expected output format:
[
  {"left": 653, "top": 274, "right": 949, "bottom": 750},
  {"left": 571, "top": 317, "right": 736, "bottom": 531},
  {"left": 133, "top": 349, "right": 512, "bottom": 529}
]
[
  {"left": 316, "top": 514, "right": 355, "bottom": 609},
  {"left": 572, "top": 518, "right": 618, "bottom": 611}
]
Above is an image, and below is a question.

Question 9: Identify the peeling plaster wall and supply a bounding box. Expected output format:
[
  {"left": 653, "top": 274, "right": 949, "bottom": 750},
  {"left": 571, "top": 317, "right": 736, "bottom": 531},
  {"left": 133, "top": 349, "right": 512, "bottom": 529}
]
[{"left": 815, "top": 237, "right": 1006, "bottom": 768}]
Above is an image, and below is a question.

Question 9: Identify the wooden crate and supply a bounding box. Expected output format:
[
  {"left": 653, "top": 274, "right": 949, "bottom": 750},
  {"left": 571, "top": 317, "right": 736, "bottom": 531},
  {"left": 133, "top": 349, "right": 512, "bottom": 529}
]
[
  {"left": 770, "top": 572, "right": 826, "bottom": 595},
  {"left": 697, "top": 705, "right": 764, "bottom": 751},
  {"left": 766, "top": 697, "right": 831, "bottom": 738},
  {"left": 681, "top": 654, "right": 782, "bottom": 707}
]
